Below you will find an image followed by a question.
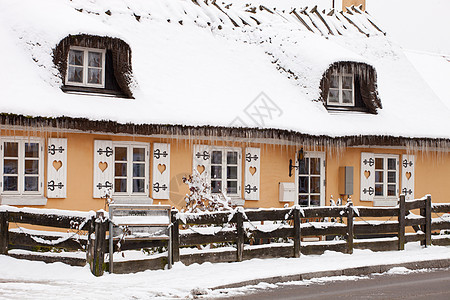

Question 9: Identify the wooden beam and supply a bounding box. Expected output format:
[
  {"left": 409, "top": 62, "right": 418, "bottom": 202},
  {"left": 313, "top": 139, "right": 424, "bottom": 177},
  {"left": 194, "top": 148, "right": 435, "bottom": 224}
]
[{"left": 398, "top": 195, "right": 406, "bottom": 250}]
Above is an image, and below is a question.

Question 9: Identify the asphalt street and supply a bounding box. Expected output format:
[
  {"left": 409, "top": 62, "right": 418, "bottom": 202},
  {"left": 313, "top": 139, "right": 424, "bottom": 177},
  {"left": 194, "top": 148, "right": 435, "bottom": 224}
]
[{"left": 217, "top": 268, "right": 450, "bottom": 300}]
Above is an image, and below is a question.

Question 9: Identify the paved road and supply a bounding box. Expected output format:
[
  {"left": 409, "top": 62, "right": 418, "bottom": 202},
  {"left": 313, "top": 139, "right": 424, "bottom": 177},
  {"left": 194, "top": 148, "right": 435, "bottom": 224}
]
[{"left": 217, "top": 268, "right": 450, "bottom": 300}]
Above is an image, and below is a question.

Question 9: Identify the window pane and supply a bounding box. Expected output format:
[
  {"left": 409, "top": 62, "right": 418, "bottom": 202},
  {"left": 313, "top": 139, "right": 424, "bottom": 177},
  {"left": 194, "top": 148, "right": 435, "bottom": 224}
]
[
  {"left": 299, "top": 158, "right": 308, "bottom": 175},
  {"left": 299, "top": 195, "right": 308, "bottom": 207},
  {"left": 68, "top": 66, "right": 83, "bottom": 83},
  {"left": 342, "top": 76, "right": 353, "bottom": 89},
  {"left": 88, "top": 68, "right": 102, "bottom": 84},
  {"left": 69, "top": 50, "right": 83, "bottom": 66},
  {"left": 388, "top": 171, "right": 396, "bottom": 183},
  {"left": 133, "top": 148, "right": 145, "bottom": 162},
  {"left": 25, "top": 143, "right": 39, "bottom": 158},
  {"left": 227, "top": 181, "right": 237, "bottom": 194},
  {"left": 342, "top": 90, "right": 353, "bottom": 104},
  {"left": 25, "top": 160, "right": 39, "bottom": 174},
  {"left": 133, "top": 163, "right": 145, "bottom": 177},
  {"left": 88, "top": 51, "right": 102, "bottom": 67},
  {"left": 330, "top": 75, "right": 339, "bottom": 88},
  {"left": 4, "top": 159, "right": 18, "bottom": 174},
  {"left": 375, "top": 184, "right": 383, "bottom": 196},
  {"left": 211, "top": 166, "right": 222, "bottom": 179},
  {"left": 310, "top": 177, "right": 320, "bottom": 193},
  {"left": 4, "top": 142, "right": 18, "bottom": 157},
  {"left": 310, "top": 158, "right": 320, "bottom": 175},
  {"left": 299, "top": 176, "right": 309, "bottom": 193},
  {"left": 115, "top": 147, "right": 127, "bottom": 161},
  {"left": 132, "top": 179, "right": 145, "bottom": 193},
  {"left": 211, "top": 151, "right": 222, "bottom": 164},
  {"left": 3, "top": 176, "right": 18, "bottom": 191},
  {"left": 115, "top": 178, "right": 127, "bottom": 193},
  {"left": 115, "top": 163, "right": 127, "bottom": 177},
  {"left": 227, "top": 166, "right": 237, "bottom": 179},
  {"left": 24, "top": 177, "right": 38, "bottom": 191},
  {"left": 310, "top": 195, "right": 320, "bottom": 207},
  {"left": 388, "top": 158, "right": 396, "bottom": 170},
  {"left": 375, "top": 171, "right": 384, "bottom": 183},
  {"left": 211, "top": 180, "right": 221, "bottom": 193},
  {"left": 328, "top": 89, "right": 339, "bottom": 103},
  {"left": 375, "top": 158, "right": 383, "bottom": 169},
  {"left": 227, "top": 151, "right": 238, "bottom": 165},
  {"left": 387, "top": 184, "right": 396, "bottom": 196}
]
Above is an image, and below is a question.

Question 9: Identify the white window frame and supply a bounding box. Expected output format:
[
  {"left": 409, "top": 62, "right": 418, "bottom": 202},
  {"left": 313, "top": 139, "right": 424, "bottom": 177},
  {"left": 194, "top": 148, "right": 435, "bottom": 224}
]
[
  {"left": 210, "top": 147, "right": 242, "bottom": 198},
  {"left": 374, "top": 154, "right": 399, "bottom": 200},
  {"left": 327, "top": 71, "right": 355, "bottom": 106},
  {"left": 65, "top": 46, "right": 106, "bottom": 88},
  {"left": 0, "top": 138, "right": 46, "bottom": 205},
  {"left": 113, "top": 141, "right": 149, "bottom": 197},
  {"left": 295, "top": 151, "right": 326, "bottom": 207}
]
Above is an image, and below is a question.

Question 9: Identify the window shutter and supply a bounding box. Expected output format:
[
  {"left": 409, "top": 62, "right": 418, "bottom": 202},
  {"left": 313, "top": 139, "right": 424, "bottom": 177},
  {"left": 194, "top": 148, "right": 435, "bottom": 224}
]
[
  {"left": 401, "top": 154, "right": 415, "bottom": 200},
  {"left": 193, "top": 144, "right": 211, "bottom": 182},
  {"left": 244, "top": 147, "right": 260, "bottom": 200},
  {"left": 360, "top": 152, "right": 375, "bottom": 201},
  {"left": 93, "top": 140, "right": 113, "bottom": 198},
  {"left": 47, "top": 138, "right": 67, "bottom": 198},
  {"left": 152, "top": 143, "right": 170, "bottom": 199}
]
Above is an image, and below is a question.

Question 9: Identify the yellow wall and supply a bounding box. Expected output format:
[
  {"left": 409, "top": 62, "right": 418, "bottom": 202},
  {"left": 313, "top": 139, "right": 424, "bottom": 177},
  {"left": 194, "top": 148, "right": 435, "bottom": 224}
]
[
  {"left": 342, "top": 0, "right": 365, "bottom": 11},
  {"left": 2, "top": 129, "right": 450, "bottom": 212}
]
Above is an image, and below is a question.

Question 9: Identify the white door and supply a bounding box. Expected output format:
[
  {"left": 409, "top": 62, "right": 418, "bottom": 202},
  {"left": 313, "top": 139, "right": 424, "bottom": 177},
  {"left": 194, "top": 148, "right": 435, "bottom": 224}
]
[{"left": 295, "top": 151, "right": 326, "bottom": 207}]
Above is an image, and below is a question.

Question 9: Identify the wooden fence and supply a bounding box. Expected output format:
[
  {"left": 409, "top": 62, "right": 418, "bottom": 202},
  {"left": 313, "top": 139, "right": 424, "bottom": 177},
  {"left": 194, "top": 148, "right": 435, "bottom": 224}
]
[{"left": 1, "top": 195, "right": 450, "bottom": 276}]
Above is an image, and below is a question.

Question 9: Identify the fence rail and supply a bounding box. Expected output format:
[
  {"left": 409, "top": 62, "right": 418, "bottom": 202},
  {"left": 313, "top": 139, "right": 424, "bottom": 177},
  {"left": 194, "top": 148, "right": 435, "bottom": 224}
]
[{"left": 1, "top": 195, "right": 450, "bottom": 276}]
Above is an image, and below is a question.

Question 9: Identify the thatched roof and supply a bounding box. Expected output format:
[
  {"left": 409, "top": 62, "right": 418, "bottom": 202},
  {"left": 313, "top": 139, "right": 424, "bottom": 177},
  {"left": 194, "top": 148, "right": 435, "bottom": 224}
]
[{"left": 1, "top": 0, "right": 449, "bottom": 144}]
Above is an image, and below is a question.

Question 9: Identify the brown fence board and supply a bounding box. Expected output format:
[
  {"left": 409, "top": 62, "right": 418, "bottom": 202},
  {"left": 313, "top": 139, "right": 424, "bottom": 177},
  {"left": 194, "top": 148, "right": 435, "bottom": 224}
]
[
  {"left": 405, "top": 218, "right": 425, "bottom": 227},
  {"left": 432, "top": 237, "right": 450, "bottom": 246},
  {"left": 8, "top": 211, "right": 91, "bottom": 230},
  {"left": 301, "top": 225, "right": 348, "bottom": 237},
  {"left": 179, "top": 211, "right": 234, "bottom": 225},
  {"left": 301, "top": 242, "right": 347, "bottom": 255},
  {"left": 180, "top": 230, "right": 236, "bottom": 246},
  {"left": 302, "top": 207, "right": 347, "bottom": 218},
  {"left": 251, "top": 227, "right": 292, "bottom": 240},
  {"left": 244, "top": 209, "right": 292, "bottom": 221},
  {"left": 354, "top": 222, "right": 399, "bottom": 235},
  {"left": 432, "top": 204, "right": 450, "bottom": 213},
  {"left": 431, "top": 220, "right": 450, "bottom": 231},
  {"left": 181, "top": 249, "right": 237, "bottom": 266},
  {"left": 405, "top": 233, "right": 425, "bottom": 243},
  {"left": 354, "top": 239, "right": 397, "bottom": 252},
  {"left": 356, "top": 207, "right": 398, "bottom": 217},
  {"left": 8, "top": 231, "right": 86, "bottom": 251},
  {"left": 405, "top": 199, "right": 426, "bottom": 210},
  {"left": 8, "top": 252, "right": 86, "bottom": 267}
]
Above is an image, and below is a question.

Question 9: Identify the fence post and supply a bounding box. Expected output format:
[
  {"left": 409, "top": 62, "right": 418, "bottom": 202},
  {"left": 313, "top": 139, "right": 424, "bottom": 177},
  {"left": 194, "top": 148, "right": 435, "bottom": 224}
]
[
  {"left": 398, "top": 195, "right": 406, "bottom": 250},
  {"left": 89, "top": 211, "right": 108, "bottom": 277},
  {"left": 424, "top": 195, "right": 432, "bottom": 247},
  {"left": 0, "top": 212, "right": 9, "bottom": 255},
  {"left": 236, "top": 208, "right": 244, "bottom": 262},
  {"left": 293, "top": 206, "right": 301, "bottom": 258},
  {"left": 171, "top": 209, "right": 180, "bottom": 263},
  {"left": 346, "top": 203, "right": 354, "bottom": 254}
]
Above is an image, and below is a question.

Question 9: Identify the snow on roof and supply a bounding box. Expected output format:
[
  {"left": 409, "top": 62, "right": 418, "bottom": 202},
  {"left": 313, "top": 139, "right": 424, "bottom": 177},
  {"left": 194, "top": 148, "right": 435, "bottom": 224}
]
[{"left": 0, "top": 0, "right": 449, "bottom": 141}]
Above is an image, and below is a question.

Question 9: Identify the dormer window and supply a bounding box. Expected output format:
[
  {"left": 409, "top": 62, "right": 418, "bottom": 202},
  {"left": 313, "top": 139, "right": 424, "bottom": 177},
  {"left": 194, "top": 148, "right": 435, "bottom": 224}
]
[
  {"left": 66, "top": 47, "right": 106, "bottom": 88},
  {"left": 320, "top": 62, "right": 382, "bottom": 114},
  {"left": 54, "top": 35, "right": 134, "bottom": 98},
  {"left": 327, "top": 72, "right": 354, "bottom": 106}
]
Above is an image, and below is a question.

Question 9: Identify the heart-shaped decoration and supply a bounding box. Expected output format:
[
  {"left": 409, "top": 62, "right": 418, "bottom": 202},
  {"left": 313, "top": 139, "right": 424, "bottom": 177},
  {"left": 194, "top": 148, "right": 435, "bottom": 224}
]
[
  {"left": 405, "top": 172, "right": 412, "bottom": 180},
  {"left": 197, "top": 165, "right": 205, "bottom": 175},
  {"left": 53, "top": 160, "right": 62, "bottom": 171},
  {"left": 158, "top": 164, "right": 166, "bottom": 174},
  {"left": 98, "top": 162, "right": 108, "bottom": 172},
  {"left": 364, "top": 170, "right": 370, "bottom": 179},
  {"left": 249, "top": 166, "right": 257, "bottom": 175}
]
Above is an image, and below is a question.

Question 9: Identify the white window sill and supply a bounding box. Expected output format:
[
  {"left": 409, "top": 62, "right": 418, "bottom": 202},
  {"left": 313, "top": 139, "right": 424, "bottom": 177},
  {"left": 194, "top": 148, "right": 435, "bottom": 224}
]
[
  {"left": 0, "top": 196, "right": 47, "bottom": 206},
  {"left": 373, "top": 199, "right": 398, "bottom": 207},
  {"left": 230, "top": 198, "right": 245, "bottom": 206},
  {"left": 112, "top": 196, "right": 154, "bottom": 205}
]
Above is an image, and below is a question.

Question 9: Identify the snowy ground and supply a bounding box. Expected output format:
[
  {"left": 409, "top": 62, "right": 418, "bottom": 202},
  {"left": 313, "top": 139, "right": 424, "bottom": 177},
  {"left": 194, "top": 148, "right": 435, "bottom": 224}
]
[{"left": 1, "top": 242, "right": 449, "bottom": 299}]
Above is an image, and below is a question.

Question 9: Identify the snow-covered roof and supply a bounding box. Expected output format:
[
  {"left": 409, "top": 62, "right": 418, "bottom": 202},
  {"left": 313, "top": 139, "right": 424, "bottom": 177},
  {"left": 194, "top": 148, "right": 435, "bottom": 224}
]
[{"left": 1, "top": 0, "right": 449, "bottom": 142}]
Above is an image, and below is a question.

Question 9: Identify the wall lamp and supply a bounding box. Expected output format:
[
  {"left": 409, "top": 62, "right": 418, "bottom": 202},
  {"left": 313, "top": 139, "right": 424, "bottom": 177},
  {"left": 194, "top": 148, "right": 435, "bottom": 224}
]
[{"left": 289, "top": 148, "right": 304, "bottom": 177}]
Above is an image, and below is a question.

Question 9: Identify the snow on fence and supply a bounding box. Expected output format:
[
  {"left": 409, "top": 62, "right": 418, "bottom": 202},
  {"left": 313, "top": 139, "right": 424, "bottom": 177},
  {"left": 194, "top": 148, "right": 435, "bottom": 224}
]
[{"left": 1, "top": 195, "right": 450, "bottom": 276}]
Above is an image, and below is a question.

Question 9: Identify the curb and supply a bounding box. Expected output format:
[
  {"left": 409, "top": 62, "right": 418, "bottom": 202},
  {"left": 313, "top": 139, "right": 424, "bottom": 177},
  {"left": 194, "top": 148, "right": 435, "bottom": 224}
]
[{"left": 212, "top": 258, "right": 450, "bottom": 290}]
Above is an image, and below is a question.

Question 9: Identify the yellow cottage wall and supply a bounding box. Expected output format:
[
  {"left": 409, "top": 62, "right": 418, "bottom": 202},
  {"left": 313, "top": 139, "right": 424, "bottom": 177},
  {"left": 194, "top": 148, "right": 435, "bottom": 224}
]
[{"left": 2, "top": 130, "right": 450, "bottom": 212}]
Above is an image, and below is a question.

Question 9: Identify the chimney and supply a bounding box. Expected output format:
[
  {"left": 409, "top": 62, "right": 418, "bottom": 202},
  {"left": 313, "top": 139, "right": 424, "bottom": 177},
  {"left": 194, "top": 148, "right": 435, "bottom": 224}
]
[{"left": 342, "top": 0, "right": 366, "bottom": 11}]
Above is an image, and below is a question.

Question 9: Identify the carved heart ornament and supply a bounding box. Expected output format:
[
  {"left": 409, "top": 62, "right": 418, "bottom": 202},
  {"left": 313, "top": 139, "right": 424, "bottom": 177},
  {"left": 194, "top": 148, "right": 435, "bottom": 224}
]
[
  {"left": 158, "top": 164, "right": 166, "bottom": 174},
  {"left": 98, "top": 162, "right": 108, "bottom": 172},
  {"left": 406, "top": 172, "right": 412, "bottom": 180},
  {"left": 249, "top": 166, "right": 257, "bottom": 175},
  {"left": 364, "top": 170, "right": 370, "bottom": 179},
  {"left": 197, "top": 165, "right": 205, "bottom": 175},
  {"left": 53, "top": 160, "right": 62, "bottom": 171}
]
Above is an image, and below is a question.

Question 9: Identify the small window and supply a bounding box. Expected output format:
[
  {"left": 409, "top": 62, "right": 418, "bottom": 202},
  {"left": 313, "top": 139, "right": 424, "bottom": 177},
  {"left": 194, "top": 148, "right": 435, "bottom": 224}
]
[
  {"left": 328, "top": 71, "right": 354, "bottom": 106},
  {"left": 374, "top": 154, "right": 398, "bottom": 198},
  {"left": 113, "top": 143, "right": 149, "bottom": 196},
  {"left": 1, "top": 139, "right": 43, "bottom": 196},
  {"left": 66, "top": 47, "right": 106, "bottom": 88},
  {"left": 210, "top": 148, "right": 241, "bottom": 196}
]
